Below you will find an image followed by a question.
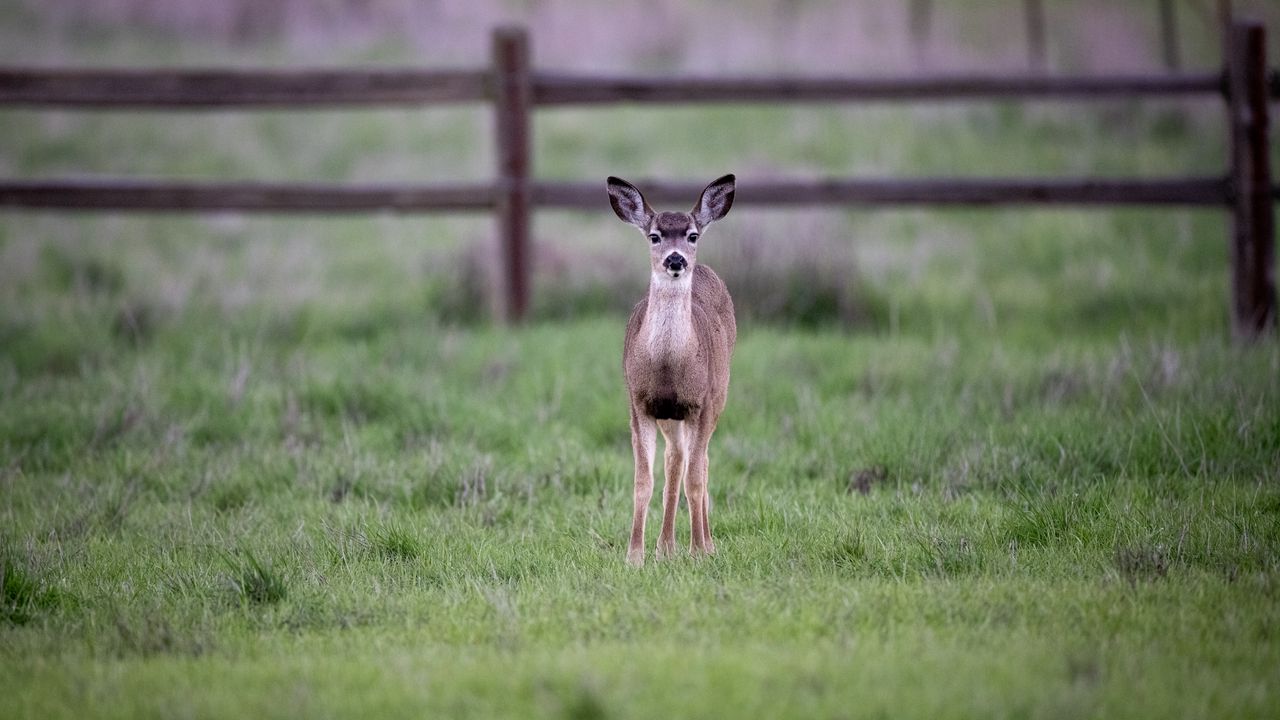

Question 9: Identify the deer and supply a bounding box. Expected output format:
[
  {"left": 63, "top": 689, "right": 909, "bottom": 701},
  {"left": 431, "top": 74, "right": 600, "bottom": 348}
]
[{"left": 607, "top": 174, "right": 737, "bottom": 566}]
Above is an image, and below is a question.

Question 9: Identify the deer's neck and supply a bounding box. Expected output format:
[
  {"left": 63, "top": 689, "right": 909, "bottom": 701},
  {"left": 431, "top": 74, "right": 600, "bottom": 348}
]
[{"left": 645, "top": 273, "right": 696, "bottom": 361}]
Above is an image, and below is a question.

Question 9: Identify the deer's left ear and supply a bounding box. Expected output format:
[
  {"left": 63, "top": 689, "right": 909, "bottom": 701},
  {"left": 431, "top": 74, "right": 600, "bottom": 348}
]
[
  {"left": 692, "top": 173, "right": 735, "bottom": 227},
  {"left": 607, "top": 176, "right": 655, "bottom": 229}
]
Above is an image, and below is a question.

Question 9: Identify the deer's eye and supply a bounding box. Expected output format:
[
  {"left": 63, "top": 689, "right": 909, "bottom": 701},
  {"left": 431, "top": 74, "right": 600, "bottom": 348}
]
[
  {"left": 687, "top": 233, "right": 699, "bottom": 244},
  {"left": 648, "top": 233, "right": 660, "bottom": 244}
]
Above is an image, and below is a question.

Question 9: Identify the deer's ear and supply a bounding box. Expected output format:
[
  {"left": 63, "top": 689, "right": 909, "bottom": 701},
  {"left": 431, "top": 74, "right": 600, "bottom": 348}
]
[
  {"left": 607, "top": 177, "right": 654, "bottom": 229},
  {"left": 693, "top": 173, "right": 735, "bottom": 227}
]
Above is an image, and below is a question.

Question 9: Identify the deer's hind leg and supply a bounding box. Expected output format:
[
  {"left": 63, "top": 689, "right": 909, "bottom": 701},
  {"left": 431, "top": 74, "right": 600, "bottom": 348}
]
[
  {"left": 700, "top": 471, "right": 715, "bottom": 554},
  {"left": 627, "top": 408, "right": 657, "bottom": 566},
  {"left": 685, "top": 417, "right": 717, "bottom": 556},
  {"left": 656, "top": 419, "right": 689, "bottom": 559}
]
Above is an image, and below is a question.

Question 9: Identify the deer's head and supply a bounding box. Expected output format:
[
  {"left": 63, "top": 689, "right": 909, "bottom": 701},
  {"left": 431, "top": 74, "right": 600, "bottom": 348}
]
[{"left": 607, "top": 174, "right": 735, "bottom": 282}]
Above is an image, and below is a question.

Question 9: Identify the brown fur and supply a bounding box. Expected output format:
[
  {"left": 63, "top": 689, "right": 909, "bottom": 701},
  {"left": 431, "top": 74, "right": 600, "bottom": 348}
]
[
  {"left": 624, "top": 264, "right": 735, "bottom": 421},
  {"left": 608, "top": 174, "right": 737, "bottom": 566}
]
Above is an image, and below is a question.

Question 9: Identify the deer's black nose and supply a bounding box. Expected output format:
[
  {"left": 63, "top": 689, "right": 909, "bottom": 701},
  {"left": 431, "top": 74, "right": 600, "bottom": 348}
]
[{"left": 663, "top": 253, "right": 687, "bottom": 271}]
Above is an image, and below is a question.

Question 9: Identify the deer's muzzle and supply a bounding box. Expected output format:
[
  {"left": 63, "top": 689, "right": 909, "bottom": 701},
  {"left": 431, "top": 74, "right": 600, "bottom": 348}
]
[{"left": 663, "top": 252, "right": 688, "bottom": 277}]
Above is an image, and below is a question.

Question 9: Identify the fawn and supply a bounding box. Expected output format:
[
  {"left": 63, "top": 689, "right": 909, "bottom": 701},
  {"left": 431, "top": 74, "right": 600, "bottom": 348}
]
[{"left": 607, "top": 174, "right": 737, "bottom": 566}]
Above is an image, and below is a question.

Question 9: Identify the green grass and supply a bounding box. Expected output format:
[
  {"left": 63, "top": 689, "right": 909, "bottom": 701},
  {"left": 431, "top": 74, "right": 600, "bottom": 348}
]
[
  {"left": 3, "top": 5, "right": 1280, "bottom": 717},
  {"left": 2, "top": 310, "right": 1277, "bottom": 718}
]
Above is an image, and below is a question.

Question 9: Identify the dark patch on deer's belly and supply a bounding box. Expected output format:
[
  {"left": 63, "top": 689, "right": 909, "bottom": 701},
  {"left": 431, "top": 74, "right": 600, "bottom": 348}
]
[
  {"left": 644, "top": 393, "right": 694, "bottom": 420},
  {"left": 633, "top": 360, "right": 702, "bottom": 420},
  {"left": 638, "top": 377, "right": 699, "bottom": 420}
]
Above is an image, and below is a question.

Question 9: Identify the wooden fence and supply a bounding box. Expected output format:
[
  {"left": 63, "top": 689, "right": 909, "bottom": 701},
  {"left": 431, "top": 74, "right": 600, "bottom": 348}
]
[{"left": 0, "top": 21, "right": 1275, "bottom": 335}]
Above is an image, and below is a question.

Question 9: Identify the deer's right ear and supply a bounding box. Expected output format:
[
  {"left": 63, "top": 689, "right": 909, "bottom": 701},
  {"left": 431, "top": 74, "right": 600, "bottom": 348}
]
[
  {"left": 607, "top": 177, "right": 654, "bottom": 229},
  {"left": 693, "top": 173, "right": 735, "bottom": 227}
]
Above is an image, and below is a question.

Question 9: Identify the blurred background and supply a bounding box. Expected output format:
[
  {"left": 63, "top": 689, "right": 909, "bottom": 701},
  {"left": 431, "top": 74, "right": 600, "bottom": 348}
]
[
  {"left": 8, "top": 0, "right": 1274, "bottom": 72},
  {"left": 2, "top": 0, "right": 1279, "bottom": 358}
]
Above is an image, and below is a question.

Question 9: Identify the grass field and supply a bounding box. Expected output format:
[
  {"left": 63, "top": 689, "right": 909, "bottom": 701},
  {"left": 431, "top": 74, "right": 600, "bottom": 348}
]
[{"left": 3, "top": 3, "right": 1280, "bottom": 718}]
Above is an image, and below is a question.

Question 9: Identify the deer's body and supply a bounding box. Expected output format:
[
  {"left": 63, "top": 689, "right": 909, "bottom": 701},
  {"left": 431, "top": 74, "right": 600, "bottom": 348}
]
[
  {"left": 624, "top": 264, "right": 735, "bottom": 423},
  {"left": 608, "top": 175, "right": 737, "bottom": 566}
]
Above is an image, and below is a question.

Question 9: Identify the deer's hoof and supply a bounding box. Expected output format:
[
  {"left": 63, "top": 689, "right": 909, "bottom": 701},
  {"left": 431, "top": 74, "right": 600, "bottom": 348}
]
[
  {"left": 690, "top": 542, "right": 716, "bottom": 558},
  {"left": 626, "top": 548, "right": 645, "bottom": 567},
  {"left": 655, "top": 540, "right": 677, "bottom": 560}
]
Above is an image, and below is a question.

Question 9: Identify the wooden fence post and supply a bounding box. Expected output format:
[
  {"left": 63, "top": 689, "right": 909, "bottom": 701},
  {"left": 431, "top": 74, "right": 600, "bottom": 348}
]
[
  {"left": 1226, "top": 20, "right": 1276, "bottom": 338},
  {"left": 492, "top": 27, "right": 532, "bottom": 323}
]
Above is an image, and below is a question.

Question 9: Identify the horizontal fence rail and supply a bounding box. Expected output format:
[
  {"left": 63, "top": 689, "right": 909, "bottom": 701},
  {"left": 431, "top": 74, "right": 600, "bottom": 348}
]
[
  {"left": 0, "top": 177, "right": 1234, "bottom": 213},
  {"left": 534, "top": 177, "right": 1232, "bottom": 209},
  {"left": 0, "top": 21, "right": 1274, "bottom": 333},
  {"left": 0, "top": 179, "right": 495, "bottom": 212},
  {"left": 0, "top": 68, "right": 489, "bottom": 107},
  {"left": 532, "top": 72, "right": 1227, "bottom": 105},
  {"left": 0, "top": 69, "right": 1244, "bottom": 109}
]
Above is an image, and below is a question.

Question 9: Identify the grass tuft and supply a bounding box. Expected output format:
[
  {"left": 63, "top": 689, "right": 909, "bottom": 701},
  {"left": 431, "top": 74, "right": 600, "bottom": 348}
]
[
  {"left": 846, "top": 466, "right": 888, "bottom": 495},
  {"left": 1, "top": 552, "right": 65, "bottom": 625},
  {"left": 372, "top": 522, "right": 422, "bottom": 561},
  {"left": 829, "top": 532, "right": 869, "bottom": 573},
  {"left": 561, "top": 681, "right": 609, "bottom": 720},
  {"left": 111, "top": 612, "right": 211, "bottom": 658},
  {"left": 222, "top": 549, "right": 288, "bottom": 606},
  {"left": 1114, "top": 545, "right": 1170, "bottom": 585}
]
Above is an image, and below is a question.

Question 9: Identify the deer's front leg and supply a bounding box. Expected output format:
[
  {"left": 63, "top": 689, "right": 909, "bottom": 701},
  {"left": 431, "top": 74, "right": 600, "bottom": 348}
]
[
  {"left": 699, "top": 450, "right": 715, "bottom": 554},
  {"left": 685, "top": 423, "right": 716, "bottom": 556},
  {"left": 656, "top": 419, "right": 688, "bottom": 559},
  {"left": 627, "top": 409, "right": 657, "bottom": 566}
]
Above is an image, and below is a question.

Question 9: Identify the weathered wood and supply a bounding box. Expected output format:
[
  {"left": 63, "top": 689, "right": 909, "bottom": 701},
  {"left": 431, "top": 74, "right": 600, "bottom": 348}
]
[
  {"left": 0, "top": 21, "right": 1275, "bottom": 334},
  {"left": 0, "top": 68, "right": 1234, "bottom": 110},
  {"left": 0, "top": 179, "right": 495, "bottom": 212},
  {"left": 0, "top": 177, "right": 1230, "bottom": 213},
  {"left": 492, "top": 27, "right": 533, "bottom": 323},
  {"left": 0, "top": 68, "right": 488, "bottom": 108},
  {"left": 532, "top": 73, "right": 1221, "bottom": 105},
  {"left": 1226, "top": 20, "right": 1276, "bottom": 337},
  {"left": 534, "top": 177, "right": 1229, "bottom": 210}
]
